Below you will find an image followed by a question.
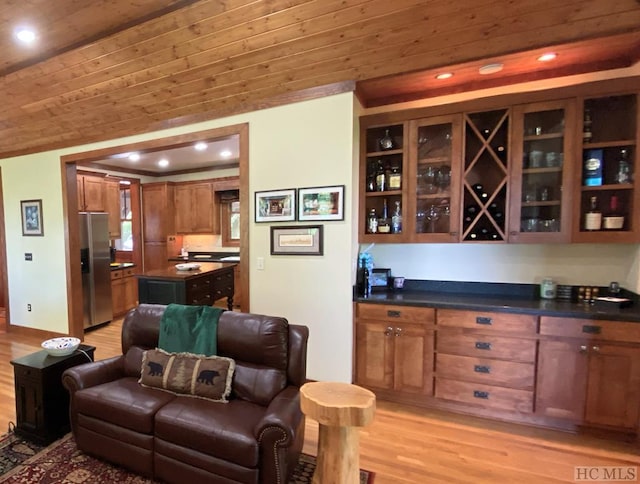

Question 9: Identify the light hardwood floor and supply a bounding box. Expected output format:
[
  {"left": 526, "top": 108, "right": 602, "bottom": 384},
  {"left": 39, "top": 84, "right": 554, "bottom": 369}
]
[{"left": 1, "top": 320, "right": 639, "bottom": 483}]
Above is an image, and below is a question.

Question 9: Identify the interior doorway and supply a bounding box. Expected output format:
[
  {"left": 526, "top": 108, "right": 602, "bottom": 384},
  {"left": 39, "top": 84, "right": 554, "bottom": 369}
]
[{"left": 61, "top": 124, "right": 249, "bottom": 338}]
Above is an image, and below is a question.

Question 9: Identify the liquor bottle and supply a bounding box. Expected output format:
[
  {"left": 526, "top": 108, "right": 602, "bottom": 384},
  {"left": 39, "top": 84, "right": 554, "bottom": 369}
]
[
  {"left": 357, "top": 258, "right": 369, "bottom": 298},
  {"left": 583, "top": 149, "right": 603, "bottom": 186},
  {"left": 603, "top": 195, "right": 625, "bottom": 230},
  {"left": 367, "top": 208, "right": 378, "bottom": 234},
  {"left": 583, "top": 108, "right": 593, "bottom": 143},
  {"left": 375, "top": 160, "right": 386, "bottom": 192},
  {"left": 584, "top": 196, "right": 602, "bottom": 231},
  {"left": 379, "top": 129, "right": 394, "bottom": 150},
  {"left": 616, "top": 149, "right": 631, "bottom": 184},
  {"left": 378, "top": 199, "right": 391, "bottom": 233},
  {"left": 391, "top": 201, "right": 402, "bottom": 234},
  {"left": 388, "top": 162, "right": 402, "bottom": 190}
]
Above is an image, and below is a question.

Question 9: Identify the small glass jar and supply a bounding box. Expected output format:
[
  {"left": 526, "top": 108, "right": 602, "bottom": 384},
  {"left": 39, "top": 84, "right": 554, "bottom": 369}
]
[{"left": 540, "top": 278, "right": 557, "bottom": 299}]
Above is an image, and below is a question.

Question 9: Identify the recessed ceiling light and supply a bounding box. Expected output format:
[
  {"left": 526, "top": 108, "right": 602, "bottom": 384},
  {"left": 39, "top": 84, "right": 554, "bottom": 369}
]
[
  {"left": 537, "top": 52, "right": 557, "bottom": 62},
  {"left": 194, "top": 142, "right": 208, "bottom": 151},
  {"left": 220, "top": 149, "right": 232, "bottom": 158},
  {"left": 128, "top": 153, "right": 140, "bottom": 161},
  {"left": 435, "top": 72, "right": 453, "bottom": 80},
  {"left": 479, "top": 63, "right": 504, "bottom": 75},
  {"left": 14, "top": 28, "right": 36, "bottom": 44},
  {"left": 158, "top": 158, "right": 169, "bottom": 168}
]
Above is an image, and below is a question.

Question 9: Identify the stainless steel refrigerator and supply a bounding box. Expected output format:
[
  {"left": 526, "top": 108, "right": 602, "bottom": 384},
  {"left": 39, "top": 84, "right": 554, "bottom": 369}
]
[{"left": 79, "top": 212, "right": 113, "bottom": 329}]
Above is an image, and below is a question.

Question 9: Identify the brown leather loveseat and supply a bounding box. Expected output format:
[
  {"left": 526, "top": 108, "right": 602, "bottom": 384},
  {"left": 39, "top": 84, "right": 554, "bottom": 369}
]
[{"left": 62, "top": 304, "right": 309, "bottom": 484}]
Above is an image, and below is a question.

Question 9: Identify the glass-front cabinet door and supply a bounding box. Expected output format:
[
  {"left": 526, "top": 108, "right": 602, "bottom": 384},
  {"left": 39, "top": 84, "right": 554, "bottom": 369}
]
[
  {"left": 408, "top": 115, "right": 461, "bottom": 242},
  {"left": 509, "top": 99, "right": 575, "bottom": 242}
]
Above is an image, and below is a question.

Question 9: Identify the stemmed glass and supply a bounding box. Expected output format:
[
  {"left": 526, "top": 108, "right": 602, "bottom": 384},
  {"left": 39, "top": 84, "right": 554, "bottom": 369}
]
[{"left": 426, "top": 205, "right": 441, "bottom": 233}]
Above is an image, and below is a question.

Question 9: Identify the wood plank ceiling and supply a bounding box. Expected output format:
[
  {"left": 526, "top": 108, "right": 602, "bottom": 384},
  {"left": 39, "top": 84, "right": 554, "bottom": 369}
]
[{"left": 1, "top": 0, "right": 640, "bottom": 159}]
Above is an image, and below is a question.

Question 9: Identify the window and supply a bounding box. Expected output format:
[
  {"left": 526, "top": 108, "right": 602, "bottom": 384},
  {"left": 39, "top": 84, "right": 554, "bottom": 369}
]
[
  {"left": 221, "top": 194, "right": 240, "bottom": 247},
  {"left": 115, "top": 185, "right": 133, "bottom": 251}
]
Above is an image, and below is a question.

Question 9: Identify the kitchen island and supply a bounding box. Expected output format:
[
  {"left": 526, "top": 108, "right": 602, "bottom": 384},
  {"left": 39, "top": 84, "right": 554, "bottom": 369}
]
[{"left": 137, "top": 262, "right": 235, "bottom": 310}]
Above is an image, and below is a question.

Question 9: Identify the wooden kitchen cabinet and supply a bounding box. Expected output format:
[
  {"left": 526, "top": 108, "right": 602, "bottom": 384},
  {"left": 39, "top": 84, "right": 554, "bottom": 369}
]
[
  {"left": 111, "top": 267, "right": 138, "bottom": 317},
  {"left": 142, "top": 182, "right": 175, "bottom": 271},
  {"left": 536, "top": 316, "right": 640, "bottom": 430},
  {"left": 359, "top": 83, "right": 640, "bottom": 245},
  {"left": 509, "top": 99, "right": 576, "bottom": 243},
  {"left": 435, "top": 309, "right": 537, "bottom": 413},
  {"left": 77, "top": 173, "right": 105, "bottom": 212},
  {"left": 573, "top": 93, "right": 640, "bottom": 243},
  {"left": 408, "top": 114, "right": 462, "bottom": 242},
  {"left": 355, "top": 304, "right": 434, "bottom": 397},
  {"left": 104, "top": 178, "right": 121, "bottom": 238},
  {"left": 175, "top": 182, "right": 217, "bottom": 234},
  {"left": 360, "top": 123, "right": 407, "bottom": 242}
]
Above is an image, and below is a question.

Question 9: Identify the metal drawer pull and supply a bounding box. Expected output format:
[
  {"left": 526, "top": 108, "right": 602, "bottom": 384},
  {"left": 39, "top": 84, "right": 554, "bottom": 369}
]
[
  {"left": 395, "top": 327, "right": 402, "bottom": 337},
  {"left": 474, "top": 365, "right": 490, "bottom": 374},
  {"left": 476, "top": 316, "right": 492, "bottom": 325},
  {"left": 475, "top": 342, "right": 492, "bottom": 350},
  {"left": 473, "top": 390, "right": 489, "bottom": 399},
  {"left": 384, "top": 326, "right": 393, "bottom": 336},
  {"left": 592, "top": 345, "right": 600, "bottom": 352},
  {"left": 582, "top": 325, "right": 601, "bottom": 334},
  {"left": 579, "top": 345, "right": 588, "bottom": 354},
  {"left": 387, "top": 310, "right": 401, "bottom": 318}
]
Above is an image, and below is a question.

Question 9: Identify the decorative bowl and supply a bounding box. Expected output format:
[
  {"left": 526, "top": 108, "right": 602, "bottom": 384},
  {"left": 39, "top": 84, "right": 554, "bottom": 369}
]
[
  {"left": 41, "top": 337, "right": 81, "bottom": 357},
  {"left": 175, "top": 262, "right": 201, "bottom": 271}
]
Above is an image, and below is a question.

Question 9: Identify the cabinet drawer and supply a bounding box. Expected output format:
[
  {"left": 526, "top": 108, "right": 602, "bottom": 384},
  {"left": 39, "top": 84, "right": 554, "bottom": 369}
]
[
  {"left": 435, "top": 377, "right": 533, "bottom": 413},
  {"left": 437, "top": 331, "right": 537, "bottom": 363},
  {"left": 13, "top": 365, "right": 42, "bottom": 384},
  {"left": 437, "top": 309, "right": 537, "bottom": 334},
  {"left": 540, "top": 317, "right": 640, "bottom": 343},
  {"left": 436, "top": 354, "right": 534, "bottom": 390},
  {"left": 110, "top": 270, "right": 122, "bottom": 281},
  {"left": 357, "top": 304, "right": 435, "bottom": 324},
  {"left": 123, "top": 268, "right": 136, "bottom": 277}
]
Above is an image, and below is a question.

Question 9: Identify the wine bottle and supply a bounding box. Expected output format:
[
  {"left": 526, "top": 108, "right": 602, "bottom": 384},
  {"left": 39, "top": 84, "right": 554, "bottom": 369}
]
[
  {"left": 584, "top": 196, "right": 602, "bottom": 231},
  {"left": 362, "top": 262, "right": 370, "bottom": 298},
  {"left": 388, "top": 162, "right": 402, "bottom": 190},
  {"left": 378, "top": 199, "right": 391, "bottom": 233},
  {"left": 616, "top": 149, "right": 631, "bottom": 184},
  {"left": 583, "top": 108, "right": 592, "bottom": 143},
  {"left": 375, "top": 160, "right": 386, "bottom": 191},
  {"left": 603, "top": 195, "right": 624, "bottom": 230},
  {"left": 391, "top": 201, "right": 402, "bottom": 234}
]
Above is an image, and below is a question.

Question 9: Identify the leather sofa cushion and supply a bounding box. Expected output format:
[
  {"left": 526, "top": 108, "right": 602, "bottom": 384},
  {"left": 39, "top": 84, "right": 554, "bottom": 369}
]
[
  {"left": 155, "top": 397, "right": 264, "bottom": 468},
  {"left": 139, "top": 349, "right": 235, "bottom": 402},
  {"left": 75, "top": 377, "right": 175, "bottom": 434}
]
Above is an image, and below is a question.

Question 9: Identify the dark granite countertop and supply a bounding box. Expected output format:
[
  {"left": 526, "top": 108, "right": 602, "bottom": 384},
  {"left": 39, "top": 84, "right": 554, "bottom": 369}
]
[
  {"left": 110, "top": 262, "right": 135, "bottom": 271},
  {"left": 137, "top": 262, "right": 236, "bottom": 281},
  {"left": 354, "top": 280, "right": 640, "bottom": 322}
]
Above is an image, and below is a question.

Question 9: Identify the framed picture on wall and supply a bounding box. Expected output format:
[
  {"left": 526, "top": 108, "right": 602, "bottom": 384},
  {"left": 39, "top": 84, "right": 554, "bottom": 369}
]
[
  {"left": 270, "top": 225, "right": 323, "bottom": 255},
  {"left": 21, "top": 199, "right": 44, "bottom": 236},
  {"left": 255, "top": 189, "right": 296, "bottom": 222},
  {"left": 297, "top": 185, "right": 345, "bottom": 221}
]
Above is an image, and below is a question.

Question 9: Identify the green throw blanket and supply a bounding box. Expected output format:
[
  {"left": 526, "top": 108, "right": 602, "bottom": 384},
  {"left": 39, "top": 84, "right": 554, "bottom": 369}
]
[{"left": 158, "top": 304, "right": 224, "bottom": 356}]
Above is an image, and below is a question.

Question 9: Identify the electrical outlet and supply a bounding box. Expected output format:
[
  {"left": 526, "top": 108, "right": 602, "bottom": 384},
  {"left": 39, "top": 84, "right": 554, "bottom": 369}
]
[{"left": 27, "top": 304, "right": 31, "bottom": 312}]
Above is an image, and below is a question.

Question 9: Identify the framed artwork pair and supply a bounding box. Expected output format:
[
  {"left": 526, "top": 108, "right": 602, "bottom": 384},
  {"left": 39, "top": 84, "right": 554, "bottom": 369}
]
[{"left": 254, "top": 185, "right": 344, "bottom": 223}]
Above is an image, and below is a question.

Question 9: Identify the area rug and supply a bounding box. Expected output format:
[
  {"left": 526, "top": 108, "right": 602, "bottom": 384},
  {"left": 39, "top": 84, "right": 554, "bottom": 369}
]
[{"left": 0, "top": 432, "right": 375, "bottom": 483}]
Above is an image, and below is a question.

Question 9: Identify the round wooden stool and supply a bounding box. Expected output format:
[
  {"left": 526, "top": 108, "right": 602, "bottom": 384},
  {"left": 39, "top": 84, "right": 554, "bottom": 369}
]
[{"left": 300, "top": 381, "right": 375, "bottom": 484}]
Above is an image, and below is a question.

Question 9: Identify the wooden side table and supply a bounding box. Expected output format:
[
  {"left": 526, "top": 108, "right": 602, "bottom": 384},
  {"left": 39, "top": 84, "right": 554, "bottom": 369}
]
[
  {"left": 10, "top": 344, "right": 95, "bottom": 444},
  {"left": 300, "top": 381, "right": 375, "bottom": 484}
]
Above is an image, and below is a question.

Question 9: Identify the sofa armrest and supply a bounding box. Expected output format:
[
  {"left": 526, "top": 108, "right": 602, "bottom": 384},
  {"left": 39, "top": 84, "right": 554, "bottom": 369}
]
[
  {"left": 62, "top": 355, "right": 125, "bottom": 394},
  {"left": 254, "top": 385, "right": 302, "bottom": 446}
]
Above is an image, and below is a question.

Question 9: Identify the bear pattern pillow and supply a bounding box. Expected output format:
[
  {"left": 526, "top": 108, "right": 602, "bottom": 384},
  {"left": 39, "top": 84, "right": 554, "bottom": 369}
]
[{"left": 139, "top": 348, "right": 235, "bottom": 403}]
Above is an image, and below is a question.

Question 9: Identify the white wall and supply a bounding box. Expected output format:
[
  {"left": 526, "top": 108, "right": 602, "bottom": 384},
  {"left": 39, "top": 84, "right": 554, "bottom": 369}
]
[
  {"left": 0, "top": 92, "right": 357, "bottom": 383},
  {"left": 367, "top": 243, "right": 639, "bottom": 290}
]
